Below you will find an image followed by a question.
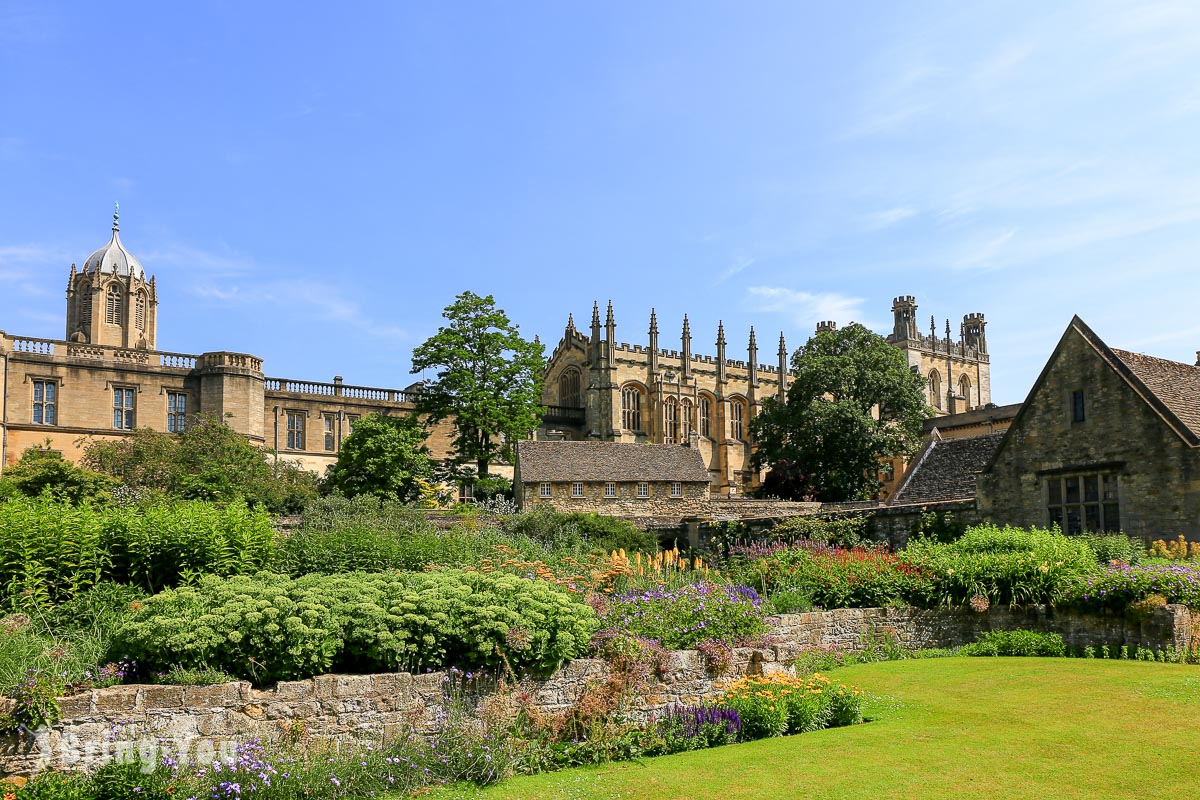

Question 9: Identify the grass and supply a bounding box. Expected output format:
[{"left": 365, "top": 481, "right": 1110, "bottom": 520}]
[{"left": 419, "top": 658, "right": 1200, "bottom": 800}]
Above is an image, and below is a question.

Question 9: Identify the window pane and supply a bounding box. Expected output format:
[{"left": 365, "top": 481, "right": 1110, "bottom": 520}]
[
  {"left": 45, "top": 406, "right": 55, "bottom": 425},
  {"left": 33, "top": 405, "right": 42, "bottom": 424},
  {"left": 1085, "top": 504, "right": 1100, "bottom": 532},
  {"left": 1048, "top": 507, "right": 1064, "bottom": 529},
  {"left": 1065, "top": 476, "right": 1080, "bottom": 504},
  {"left": 33, "top": 383, "right": 43, "bottom": 403},
  {"left": 1103, "top": 504, "right": 1120, "bottom": 533},
  {"left": 1066, "top": 507, "right": 1082, "bottom": 536},
  {"left": 1084, "top": 475, "right": 1099, "bottom": 503},
  {"left": 45, "top": 383, "right": 54, "bottom": 402},
  {"left": 1102, "top": 474, "right": 1118, "bottom": 502},
  {"left": 1048, "top": 479, "right": 1062, "bottom": 506}
]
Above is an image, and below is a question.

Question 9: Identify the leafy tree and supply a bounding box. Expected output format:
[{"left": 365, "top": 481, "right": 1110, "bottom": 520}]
[
  {"left": 323, "top": 413, "right": 435, "bottom": 502},
  {"left": 750, "top": 322, "right": 929, "bottom": 502},
  {"left": 0, "top": 444, "right": 115, "bottom": 505},
  {"left": 81, "top": 413, "right": 318, "bottom": 512},
  {"left": 411, "top": 291, "right": 544, "bottom": 476}
]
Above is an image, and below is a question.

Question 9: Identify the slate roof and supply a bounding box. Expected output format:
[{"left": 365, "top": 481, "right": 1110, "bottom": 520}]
[
  {"left": 1110, "top": 348, "right": 1200, "bottom": 440},
  {"left": 922, "top": 403, "right": 1022, "bottom": 436},
  {"left": 890, "top": 432, "right": 1006, "bottom": 506},
  {"left": 516, "top": 440, "right": 711, "bottom": 483}
]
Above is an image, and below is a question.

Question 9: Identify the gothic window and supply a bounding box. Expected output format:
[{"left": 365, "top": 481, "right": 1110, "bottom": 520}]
[
  {"left": 560, "top": 369, "right": 581, "bottom": 408},
  {"left": 958, "top": 375, "right": 972, "bottom": 409},
  {"left": 731, "top": 398, "right": 746, "bottom": 440},
  {"left": 135, "top": 291, "right": 147, "bottom": 330},
  {"left": 621, "top": 385, "right": 643, "bottom": 431},
  {"left": 699, "top": 396, "right": 712, "bottom": 438},
  {"left": 680, "top": 399, "right": 693, "bottom": 441},
  {"left": 1047, "top": 472, "right": 1119, "bottom": 534},
  {"left": 32, "top": 380, "right": 57, "bottom": 425},
  {"left": 167, "top": 392, "right": 187, "bottom": 433},
  {"left": 105, "top": 285, "right": 122, "bottom": 325},
  {"left": 929, "top": 370, "right": 942, "bottom": 410},
  {"left": 79, "top": 284, "right": 92, "bottom": 329},
  {"left": 664, "top": 397, "right": 679, "bottom": 444}
]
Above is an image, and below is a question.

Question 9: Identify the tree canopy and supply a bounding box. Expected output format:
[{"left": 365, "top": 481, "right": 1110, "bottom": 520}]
[
  {"left": 322, "top": 413, "right": 435, "bottom": 502},
  {"left": 750, "top": 322, "right": 929, "bottom": 502},
  {"left": 81, "top": 413, "right": 318, "bottom": 512},
  {"left": 411, "top": 291, "right": 544, "bottom": 476}
]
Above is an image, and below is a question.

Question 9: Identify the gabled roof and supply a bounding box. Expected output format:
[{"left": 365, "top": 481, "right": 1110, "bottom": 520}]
[
  {"left": 984, "top": 317, "right": 1200, "bottom": 473},
  {"left": 1109, "top": 348, "right": 1200, "bottom": 441},
  {"left": 516, "top": 440, "right": 711, "bottom": 483},
  {"left": 890, "top": 432, "right": 1006, "bottom": 506},
  {"left": 921, "top": 402, "right": 1021, "bottom": 436}
]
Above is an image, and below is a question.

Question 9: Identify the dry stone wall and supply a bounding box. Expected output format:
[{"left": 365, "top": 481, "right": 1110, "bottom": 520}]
[{"left": 2, "top": 604, "right": 1191, "bottom": 778}]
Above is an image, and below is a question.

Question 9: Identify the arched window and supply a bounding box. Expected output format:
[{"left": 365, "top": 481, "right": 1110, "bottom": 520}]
[
  {"left": 135, "top": 291, "right": 147, "bottom": 330},
  {"left": 105, "top": 285, "right": 122, "bottom": 325},
  {"left": 699, "top": 396, "right": 712, "bottom": 438},
  {"left": 958, "top": 375, "right": 972, "bottom": 409},
  {"left": 621, "top": 385, "right": 642, "bottom": 431},
  {"left": 680, "top": 399, "right": 693, "bottom": 441},
  {"left": 79, "top": 283, "right": 92, "bottom": 329},
  {"left": 664, "top": 397, "right": 679, "bottom": 444},
  {"left": 929, "top": 370, "right": 942, "bottom": 410},
  {"left": 559, "top": 369, "right": 581, "bottom": 407},
  {"left": 731, "top": 398, "right": 746, "bottom": 440}
]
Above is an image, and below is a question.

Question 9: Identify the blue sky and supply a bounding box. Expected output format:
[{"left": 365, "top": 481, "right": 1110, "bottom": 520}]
[{"left": 2, "top": 1, "right": 1199, "bottom": 404}]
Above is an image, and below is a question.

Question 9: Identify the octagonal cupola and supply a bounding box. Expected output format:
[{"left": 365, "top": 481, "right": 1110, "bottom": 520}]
[{"left": 66, "top": 204, "right": 158, "bottom": 349}]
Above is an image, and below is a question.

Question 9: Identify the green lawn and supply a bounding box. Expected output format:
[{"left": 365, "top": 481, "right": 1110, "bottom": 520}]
[{"left": 422, "top": 658, "right": 1200, "bottom": 800}]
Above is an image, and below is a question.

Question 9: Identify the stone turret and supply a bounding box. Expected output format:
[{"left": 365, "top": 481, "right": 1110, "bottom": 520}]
[
  {"left": 962, "top": 313, "right": 987, "bottom": 353},
  {"left": 816, "top": 320, "right": 837, "bottom": 335},
  {"left": 890, "top": 295, "right": 918, "bottom": 341}
]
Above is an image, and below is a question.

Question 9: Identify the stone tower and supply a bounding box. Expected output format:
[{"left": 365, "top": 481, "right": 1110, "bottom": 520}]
[
  {"left": 885, "top": 296, "right": 991, "bottom": 414},
  {"left": 65, "top": 205, "right": 158, "bottom": 349}
]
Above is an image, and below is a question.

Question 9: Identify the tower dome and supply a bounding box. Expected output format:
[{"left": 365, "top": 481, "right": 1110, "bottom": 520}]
[{"left": 82, "top": 204, "right": 145, "bottom": 280}]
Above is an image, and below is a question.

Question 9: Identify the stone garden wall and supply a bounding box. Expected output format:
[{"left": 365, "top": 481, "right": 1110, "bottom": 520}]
[{"left": 2, "top": 604, "right": 1191, "bottom": 778}]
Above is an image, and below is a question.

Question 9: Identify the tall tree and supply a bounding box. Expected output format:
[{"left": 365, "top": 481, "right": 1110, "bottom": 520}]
[
  {"left": 411, "top": 291, "right": 544, "bottom": 476},
  {"left": 750, "top": 323, "right": 929, "bottom": 502},
  {"left": 323, "top": 413, "right": 435, "bottom": 502}
]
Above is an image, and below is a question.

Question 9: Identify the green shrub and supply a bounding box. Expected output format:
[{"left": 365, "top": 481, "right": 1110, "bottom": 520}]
[
  {"left": 112, "top": 570, "right": 599, "bottom": 684},
  {"left": 271, "top": 523, "right": 499, "bottom": 575},
  {"left": 0, "top": 446, "right": 115, "bottom": 505},
  {"left": 959, "top": 629, "right": 1067, "bottom": 657},
  {"left": 1078, "top": 532, "right": 1142, "bottom": 565},
  {"left": 900, "top": 524, "right": 1097, "bottom": 607},
  {"left": 502, "top": 507, "right": 659, "bottom": 554},
  {"left": 768, "top": 515, "right": 870, "bottom": 549},
  {"left": 717, "top": 673, "right": 864, "bottom": 740},
  {"left": 0, "top": 497, "right": 274, "bottom": 609}
]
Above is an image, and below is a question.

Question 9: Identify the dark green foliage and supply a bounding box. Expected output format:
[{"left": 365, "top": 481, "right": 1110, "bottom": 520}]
[
  {"left": 472, "top": 474, "right": 514, "bottom": 501},
  {"left": 502, "top": 506, "right": 659, "bottom": 554},
  {"left": 81, "top": 413, "right": 318, "bottom": 513},
  {"left": 0, "top": 446, "right": 115, "bottom": 505},
  {"left": 749, "top": 323, "right": 929, "bottom": 501},
  {"left": 411, "top": 291, "right": 545, "bottom": 475},
  {"left": 768, "top": 515, "right": 870, "bottom": 549},
  {"left": 112, "top": 570, "right": 599, "bottom": 683},
  {"left": 271, "top": 523, "right": 500, "bottom": 575},
  {"left": 0, "top": 496, "right": 273, "bottom": 609},
  {"left": 959, "top": 629, "right": 1067, "bottom": 657},
  {"left": 322, "top": 413, "right": 435, "bottom": 501},
  {"left": 899, "top": 524, "right": 1098, "bottom": 607},
  {"left": 1078, "top": 532, "right": 1142, "bottom": 565}
]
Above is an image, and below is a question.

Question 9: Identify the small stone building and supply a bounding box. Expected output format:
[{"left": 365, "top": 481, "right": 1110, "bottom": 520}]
[
  {"left": 514, "top": 440, "right": 711, "bottom": 518},
  {"left": 978, "top": 316, "right": 1200, "bottom": 540}
]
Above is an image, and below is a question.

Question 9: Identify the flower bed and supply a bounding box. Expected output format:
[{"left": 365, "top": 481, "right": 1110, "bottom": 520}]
[
  {"left": 600, "top": 582, "right": 768, "bottom": 650},
  {"left": 1064, "top": 562, "right": 1200, "bottom": 611}
]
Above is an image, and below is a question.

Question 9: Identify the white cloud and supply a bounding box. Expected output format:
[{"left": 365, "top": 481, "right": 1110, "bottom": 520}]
[
  {"left": 189, "top": 278, "right": 407, "bottom": 343},
  {"left": 743, "top": 286, "right": 869, "bottom": 329},
  {"left": 867, "top": 206, "right": 917, "bottom": 229},
  {"left": 717, "top": 254, "right": 755, "bottom": 283}
]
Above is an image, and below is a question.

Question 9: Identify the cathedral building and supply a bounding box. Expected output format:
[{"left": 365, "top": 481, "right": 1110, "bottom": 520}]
[
  {"left": 1, "top": 211, "right": 993, "bottom": 498},
  {"left": 540, "top": 298, "right": 992, "bottom": 495}
]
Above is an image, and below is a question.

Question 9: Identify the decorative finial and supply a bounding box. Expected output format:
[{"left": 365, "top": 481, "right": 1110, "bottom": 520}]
[
  {"left": 682, "top": 313, "right": 691, "bottom": 337},
  {"left": 566, "top": 312, "right": 575, "bottom": 331},
  {"left": 112, "top": 201, "right": 120, "bottom": 232},
  {"left": 649, "top": 308, "right": 658, "bottom": 334},
  {"left": 749, "top": 326, "right": 757, "bottom": 348},
  {"left": 716, "top": 320, "right": 726, "bottom": 346},
  {"left": 591, "top": 301, "right": 601, "bottom": 326},
  {"left": 930, "top": 315, "right": 936, "bottom": 339},
  {"left": 605, "top": 300, "right": 615, "bottom": 326},
  {"left": 778, "top": 331, "right": 787, "bottom": 354}
]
